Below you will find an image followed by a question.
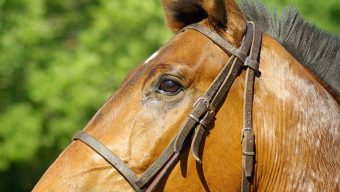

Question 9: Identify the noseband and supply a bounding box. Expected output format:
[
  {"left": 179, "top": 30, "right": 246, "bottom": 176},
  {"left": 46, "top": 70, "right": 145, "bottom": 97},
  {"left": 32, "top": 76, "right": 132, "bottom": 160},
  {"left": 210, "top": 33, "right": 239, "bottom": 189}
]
[{"left": 73, "top": 22, "right": 262, "bottom": 192}]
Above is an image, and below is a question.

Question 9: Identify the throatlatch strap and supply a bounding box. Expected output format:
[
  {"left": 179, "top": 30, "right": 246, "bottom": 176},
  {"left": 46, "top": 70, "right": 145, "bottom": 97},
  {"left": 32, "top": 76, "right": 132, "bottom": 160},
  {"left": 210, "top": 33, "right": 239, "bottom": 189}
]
[{"left": 241, "top": 22, "right": 262, "bottom": 192}]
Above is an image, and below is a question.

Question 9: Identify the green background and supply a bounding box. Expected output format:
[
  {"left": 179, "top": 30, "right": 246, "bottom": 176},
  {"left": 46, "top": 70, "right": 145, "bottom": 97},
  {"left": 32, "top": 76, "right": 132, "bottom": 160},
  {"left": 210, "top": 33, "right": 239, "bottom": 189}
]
[{"left": 0, "top": 0, "right": 338, "bottom": 191}]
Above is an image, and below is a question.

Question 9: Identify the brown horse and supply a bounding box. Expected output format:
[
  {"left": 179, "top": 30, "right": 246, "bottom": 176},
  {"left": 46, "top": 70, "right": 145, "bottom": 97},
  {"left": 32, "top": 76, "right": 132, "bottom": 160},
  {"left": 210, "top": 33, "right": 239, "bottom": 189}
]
[{"left": 33, "top": 0, "right": 339, "bottom": 191}]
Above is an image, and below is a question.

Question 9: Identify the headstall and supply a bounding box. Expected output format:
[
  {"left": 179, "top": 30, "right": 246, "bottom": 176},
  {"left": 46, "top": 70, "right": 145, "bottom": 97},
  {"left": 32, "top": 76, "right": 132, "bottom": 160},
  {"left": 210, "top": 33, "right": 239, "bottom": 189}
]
[{"left": 73, "top": 21, "right": 262, "bottom": 192}]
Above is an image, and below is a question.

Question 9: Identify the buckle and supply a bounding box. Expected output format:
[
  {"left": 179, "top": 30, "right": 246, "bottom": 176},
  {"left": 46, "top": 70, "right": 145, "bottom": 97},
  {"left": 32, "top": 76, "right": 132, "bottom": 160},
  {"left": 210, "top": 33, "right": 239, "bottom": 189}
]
[
  {"left": 241, "top": 127, "right": 255, "bottom": 156},
  {"left": 188, "top": 97, "right": 210, "bottom": 122},
  {"left": 193, "top": 97, "right": 209, "bottom": 108},
  {"left": 241, "top": 127, "right": 254, "bottom": 143},
  {"left": 190, "top": 97, "right": 210, "bottom": 120}
]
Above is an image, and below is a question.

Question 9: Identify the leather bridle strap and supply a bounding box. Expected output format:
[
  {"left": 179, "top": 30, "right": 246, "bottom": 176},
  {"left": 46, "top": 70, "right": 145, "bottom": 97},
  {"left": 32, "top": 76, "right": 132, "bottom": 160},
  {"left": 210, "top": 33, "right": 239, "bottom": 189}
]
[
  {"left": 73, "top": 131, "right": 142, "bottom": 192},
  {"left": 241, "top": 21, "right": 262, "bottom": 192},
  {"left": 185, "top": 24, "right": 254, "bottom": 162},
  {"left": 73, "top": 22, "right": 262, "bottom": 192}
]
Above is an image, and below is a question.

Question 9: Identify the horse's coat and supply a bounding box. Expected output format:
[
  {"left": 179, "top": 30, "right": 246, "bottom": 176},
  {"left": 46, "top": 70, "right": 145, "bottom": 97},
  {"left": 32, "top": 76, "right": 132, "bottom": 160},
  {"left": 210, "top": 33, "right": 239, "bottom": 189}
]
[
  {"left": 241, "top": 0, "right": 340, "bottom": 99},
  {"left": 33, "top": 0, "right": 339, "bottom": 191}
]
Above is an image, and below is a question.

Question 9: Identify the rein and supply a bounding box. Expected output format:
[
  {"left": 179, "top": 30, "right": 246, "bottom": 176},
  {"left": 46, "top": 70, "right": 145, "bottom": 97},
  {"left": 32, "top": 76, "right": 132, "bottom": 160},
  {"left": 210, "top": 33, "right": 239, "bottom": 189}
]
[{"left": 73, "top": 22, "right": 262, "bottom": 192}]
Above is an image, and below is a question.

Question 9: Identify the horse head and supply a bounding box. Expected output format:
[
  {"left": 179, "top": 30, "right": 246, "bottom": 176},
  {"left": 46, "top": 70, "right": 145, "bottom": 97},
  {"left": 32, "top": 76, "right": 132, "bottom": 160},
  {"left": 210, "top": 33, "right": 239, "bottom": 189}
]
[{"left": 33, "top": 0, "right": 339, "bottom": 191}]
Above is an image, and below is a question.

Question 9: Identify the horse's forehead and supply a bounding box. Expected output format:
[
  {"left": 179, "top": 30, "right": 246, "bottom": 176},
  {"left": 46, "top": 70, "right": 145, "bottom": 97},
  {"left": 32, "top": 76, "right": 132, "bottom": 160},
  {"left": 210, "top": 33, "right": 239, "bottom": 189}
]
[{"left": 135, "top": 30, "right": 229, "bottom": 91}]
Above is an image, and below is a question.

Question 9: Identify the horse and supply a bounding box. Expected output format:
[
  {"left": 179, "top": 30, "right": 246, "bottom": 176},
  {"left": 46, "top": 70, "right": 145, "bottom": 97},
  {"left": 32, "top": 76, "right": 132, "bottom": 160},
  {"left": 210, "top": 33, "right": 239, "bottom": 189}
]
[{"left": 33, "top": 0, "right": 339, "bottom": 191}]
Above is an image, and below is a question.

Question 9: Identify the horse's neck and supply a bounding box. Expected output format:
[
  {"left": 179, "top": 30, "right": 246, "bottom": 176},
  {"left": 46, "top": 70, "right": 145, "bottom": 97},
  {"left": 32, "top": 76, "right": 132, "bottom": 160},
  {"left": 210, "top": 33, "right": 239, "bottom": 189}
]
[{"left": 253, "top": 35, "right": 340, "bottom": 191}]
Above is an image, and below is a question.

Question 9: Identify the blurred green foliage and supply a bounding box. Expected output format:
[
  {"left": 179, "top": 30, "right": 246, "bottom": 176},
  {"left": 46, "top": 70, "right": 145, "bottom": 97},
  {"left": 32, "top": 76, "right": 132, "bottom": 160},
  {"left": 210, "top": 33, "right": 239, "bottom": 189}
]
[
  {"left": 0, "top": 0, "right": 338, "bottom": 191},
  {"left": 263, "top": 0, "right": 340, "bottom": 33}
]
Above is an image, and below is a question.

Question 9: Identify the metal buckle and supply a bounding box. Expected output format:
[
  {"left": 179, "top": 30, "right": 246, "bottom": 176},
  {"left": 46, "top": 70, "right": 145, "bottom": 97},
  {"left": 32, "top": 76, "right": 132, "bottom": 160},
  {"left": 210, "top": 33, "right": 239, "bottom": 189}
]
[
  {"left": 193, "top": 97, "right": 209, "bottom": 108},
  {"left": 189, "top": 97, "right": 210, "bottom": 122},
  {"left": 241, "top": 127, "right": 255, "bottom": 157},
  {"left": 189, "top": 97, "right": 212, "bottom": 123},
  {"left": 241, "top": 127, "right": 253, "bottom": 143}
]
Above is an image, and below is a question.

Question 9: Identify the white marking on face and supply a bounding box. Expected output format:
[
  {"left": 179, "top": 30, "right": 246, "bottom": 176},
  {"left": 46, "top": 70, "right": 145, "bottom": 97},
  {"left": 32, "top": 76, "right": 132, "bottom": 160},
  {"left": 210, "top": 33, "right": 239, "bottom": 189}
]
[{"left": 144, "top": 50, "right": 159, "bottom": 64}]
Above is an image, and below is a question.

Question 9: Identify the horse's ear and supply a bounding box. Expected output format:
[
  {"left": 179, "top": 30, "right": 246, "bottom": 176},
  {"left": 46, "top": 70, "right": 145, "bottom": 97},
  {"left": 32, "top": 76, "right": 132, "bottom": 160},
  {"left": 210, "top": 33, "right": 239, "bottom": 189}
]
[
  {"left": 162, "top": 0, "right": 207, "bottom": 32},
  {"left": 162, "top": 0, "right": 246, "bottom": 46}
]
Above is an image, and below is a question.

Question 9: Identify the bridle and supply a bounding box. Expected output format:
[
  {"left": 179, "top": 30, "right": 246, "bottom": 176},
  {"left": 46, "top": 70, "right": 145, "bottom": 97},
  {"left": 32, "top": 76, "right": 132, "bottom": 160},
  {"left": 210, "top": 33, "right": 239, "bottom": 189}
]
[
  {"left": 74, "top": 22, "right": 262, "bottom": 192},
  {"left": 73, "top": 22, "right": 262, "bottom": 192}
]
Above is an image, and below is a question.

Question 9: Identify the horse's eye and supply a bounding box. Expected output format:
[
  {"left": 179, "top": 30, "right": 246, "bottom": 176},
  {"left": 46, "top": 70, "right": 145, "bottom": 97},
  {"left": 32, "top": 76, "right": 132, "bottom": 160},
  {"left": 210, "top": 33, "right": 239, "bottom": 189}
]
[{"left": 158, "top": 79, "right": 182, "bottom": 95}]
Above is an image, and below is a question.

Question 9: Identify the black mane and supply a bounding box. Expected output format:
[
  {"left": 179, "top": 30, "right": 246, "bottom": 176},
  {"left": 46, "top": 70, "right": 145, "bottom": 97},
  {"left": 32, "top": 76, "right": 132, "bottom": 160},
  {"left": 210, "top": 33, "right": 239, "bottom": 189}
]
[{"left": 241, "top": 0, "right": 340, "bottom": 94}]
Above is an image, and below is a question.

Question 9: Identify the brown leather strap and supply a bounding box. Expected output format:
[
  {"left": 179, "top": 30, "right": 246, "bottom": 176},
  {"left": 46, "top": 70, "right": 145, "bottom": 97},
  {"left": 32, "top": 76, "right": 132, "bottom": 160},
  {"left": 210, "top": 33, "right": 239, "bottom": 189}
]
[
  {"left": 145, "top": 152, "right": 179, "bottom": 192},
  {"left": 190, "top": 24, "right": 254, "bottom": 163},
  {"left": 136, "top": 140, "right": 176, "bottom": 188},
  {"left": 73, "top": 131, "right": 143, "bottom": 192},
  {"left": 241, "top": 22, "right": 262, "bottom": 192},
  {"left": 182, "top": 24, "right": 248, "bottom": 63}
]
